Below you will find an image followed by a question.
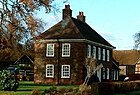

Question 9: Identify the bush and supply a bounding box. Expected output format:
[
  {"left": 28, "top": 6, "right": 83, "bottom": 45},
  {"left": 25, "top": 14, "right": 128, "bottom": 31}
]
[
  {"left": 31, "top": 89, "right": 42, "bottom": 95},
  {"left": 0, "top": 70, "right": 19, "bottom": 91},
  {"left": 91, "top": 81, "right": 140, "bottom": 95}
]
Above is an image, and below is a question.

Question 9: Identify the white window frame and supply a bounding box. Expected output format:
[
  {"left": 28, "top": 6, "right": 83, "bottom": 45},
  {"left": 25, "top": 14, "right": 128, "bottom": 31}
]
[
  {"left": 92, "top": 46, "right": 96, "bottom": 59},
  {"left": 107, "top": 68, "right": 109, "bottom": 79},
  {"left": 46, "top": 64, "right": 54, "bottom": 78},
  {"left": 46, "top": 44, "right": 54, "bottom": 57},
  {"left": 107, "top": 50, "right": 110, "bottom": 61},
  {"left": 62, "top": 43, "right": 70, "bottom": 57},
  {"left": 61, "top": 65, "right": 70, "bottom": 78},
  {"left": 102, "top": 49, "right": 105, "bottom": 61},
  {"left": 98, "top": 47, "right": 101, "bottom": 60},
  {"left": 87, "top": 45, "right": 91, "bottom": 58},
  {"left": 103, "top": 68, "right": 106, "bottom": 79}
]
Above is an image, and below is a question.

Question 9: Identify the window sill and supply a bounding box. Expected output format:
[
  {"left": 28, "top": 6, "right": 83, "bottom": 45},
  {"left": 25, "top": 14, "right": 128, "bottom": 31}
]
[
  {"left": 62, "top": 55, "right": 70, "bottom": 57},
  {"left": 61, "top": 77, "right": 70, "bottom": 79}
]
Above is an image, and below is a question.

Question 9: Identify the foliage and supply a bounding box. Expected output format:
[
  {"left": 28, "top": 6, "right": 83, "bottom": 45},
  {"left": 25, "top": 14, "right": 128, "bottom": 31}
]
[
  {"left": 43, "top": 86, "right": 80, "bottom": 95},
  {"left": 31, "top": 89, "right": 42, "bottom": 95},
  {"left": 91, "top": 81, "right": 140, "bottom": 95},
  {"left": 0, "top": 70, "right": 19, "bottom": 91},
  {"left": 134, "top": 31, "right": 140, "bottom": 49},
  {"left": 0, "top": 0, "right": 68, "bottom": 63},
  {"left": 0, "top": 0, "right": 57, "bottom": 45}
]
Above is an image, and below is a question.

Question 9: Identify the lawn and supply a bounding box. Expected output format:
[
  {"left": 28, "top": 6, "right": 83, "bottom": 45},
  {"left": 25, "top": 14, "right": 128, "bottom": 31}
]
[{"left": 0, "top": 81, "right": 79, "bottom": 95}]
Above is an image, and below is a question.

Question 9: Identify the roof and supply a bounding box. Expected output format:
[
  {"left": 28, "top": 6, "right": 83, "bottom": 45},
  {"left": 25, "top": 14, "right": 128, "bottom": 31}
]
[
  {"left": 113, "top": 50, "right": 140, "bottom": 65},
  {"left": 36, "top": 16, "right": 114, "bottom": 48},
  {"left": 14, "top": 55, "right": 34, "bottom": 64},
  {"left": 112, "top": 58, "right": 120, "bottom": 69}
]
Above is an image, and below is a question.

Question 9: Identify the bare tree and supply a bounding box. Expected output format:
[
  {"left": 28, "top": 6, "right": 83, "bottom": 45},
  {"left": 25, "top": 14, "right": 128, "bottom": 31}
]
[{"left": 134, "top": 31, "right": 140, "bottom": 49}]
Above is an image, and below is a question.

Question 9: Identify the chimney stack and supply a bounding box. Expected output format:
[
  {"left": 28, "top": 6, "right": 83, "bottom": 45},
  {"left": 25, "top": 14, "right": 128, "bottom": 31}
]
[
  {"left": 62, "top": 5, "right": 72, "bottom": 19},
  {"left": 77, "top": 11, "right": 86, "bottom": 22}
]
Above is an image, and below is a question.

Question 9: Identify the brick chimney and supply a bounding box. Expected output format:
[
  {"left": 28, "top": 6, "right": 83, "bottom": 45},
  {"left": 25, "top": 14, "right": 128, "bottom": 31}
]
[
  {"left": 62, "top": 5, "right": 72, "bottom": 19},
  {"left": 77, "top": 11, "right": 85, "bottom": 22}
]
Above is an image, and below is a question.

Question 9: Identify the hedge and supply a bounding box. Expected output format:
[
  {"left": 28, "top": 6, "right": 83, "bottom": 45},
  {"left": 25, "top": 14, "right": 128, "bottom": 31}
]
[{"left": 91, "top": 81, "right": 140, "bottom": 95}]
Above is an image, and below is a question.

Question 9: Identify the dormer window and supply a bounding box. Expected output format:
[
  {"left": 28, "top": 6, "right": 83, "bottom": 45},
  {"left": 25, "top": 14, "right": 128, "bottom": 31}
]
[
  {"left": 62, "top": 43, "right": 70, "bottom": 57},
  {"left": 46, "top": 44, "right": 54, "bottom": 57}
]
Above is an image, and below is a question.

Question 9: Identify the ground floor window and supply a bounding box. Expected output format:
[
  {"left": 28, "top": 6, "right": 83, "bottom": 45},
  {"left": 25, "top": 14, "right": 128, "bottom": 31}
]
[
  {"left": 46, "top": 64, "right": 54, "bottom": 78},
  {"left": 102, "top": 68, "right": 106, "bottom": 79},
  {"left": 107, "top": 68, "right": 110, "bottom": 79},
  {"left": 61, "top": 65, "right": 70, "bottom": 78}
]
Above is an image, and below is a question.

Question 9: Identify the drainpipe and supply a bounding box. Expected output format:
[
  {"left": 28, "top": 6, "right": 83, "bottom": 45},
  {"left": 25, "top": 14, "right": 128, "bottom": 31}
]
[{"left": 57, "top": 39, "right": 60, "bottom": 85}]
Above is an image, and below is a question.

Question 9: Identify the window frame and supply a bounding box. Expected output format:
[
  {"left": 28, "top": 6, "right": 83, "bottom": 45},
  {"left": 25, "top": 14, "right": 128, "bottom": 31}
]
[
  {"left": 107, "top": 68, "right": 109, "bottom": 79},
  {"left": 92, "top": 46, "right": 96, "bottom": 59},
  {"left": 46, "top": 44, "right": 54, "bottom": 57},
  {"left": 102, "top": 68, "right": 106, "bottom": 79},
  {"left": 61, "top": 65, "right": 70, "bottom": 78},
  {"left": 62, "top": 43, "right": 70, "bottom": 57},
  {"left": 87, "top": 45, "right": 91, "bottom": 58},
  {"left": 98, "top": 47, "right": 101, "bottom": 60},
  {"left": 102, "top": 49, "right": 106, "bottom": 61},
  {"left": 107, "top": 50, "right": 110, "bottom": 61},
  {"left": 46, "top": 64, "right": 54, "bottom": 78}
]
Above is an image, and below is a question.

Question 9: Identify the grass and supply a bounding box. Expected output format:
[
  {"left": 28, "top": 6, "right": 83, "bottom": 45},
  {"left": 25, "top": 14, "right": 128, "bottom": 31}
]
[{"left": 0, "top": 81, "right": 79, "bottom": 95}]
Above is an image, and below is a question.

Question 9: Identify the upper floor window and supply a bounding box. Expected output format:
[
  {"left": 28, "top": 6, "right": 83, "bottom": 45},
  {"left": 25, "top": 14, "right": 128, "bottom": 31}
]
[
  {"left": 46, "top": 64, "right": 54, "bottom": 78},
  {"left": 107, "top": 50, "right": 110, "bottom": 61},
  {"left": 46, "top": 44, "right": 54, "bottom": 57},
  {"left": 102, "top": 49, "right": 105, "bottom": 61},
  {"left": 98, "top": 47, "right": 101, "bottom": 60},
  {"left": 87, "top": 45, "right": 91, "bottom": 58},
  {"left": 61, "top": 65, "right": 70, "bottom": 78},
  {"left": 62, "top": 43, "right": 70, "bottom": 57},
  {"left": 92, "top": 46, "right": 96, "bottom": 59}
]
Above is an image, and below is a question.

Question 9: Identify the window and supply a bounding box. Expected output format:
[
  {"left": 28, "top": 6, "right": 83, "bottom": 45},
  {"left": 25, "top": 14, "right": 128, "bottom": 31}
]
[
  {"left": 61, "top": 65, "right": 70, "bottom": 78},
  {"left": 98, "top": 47, "right": 101, "bottom": 60},
  {"left": 135, "top": 65, "right": 140, "bottom": 74},
  {"left": 102, "top": 49, "right": 105, "bottom": 61},
  {"left": 87, "top": 45, "right": 91, "bottom": 58},
  {"left": 62, "top": 43, "right": 70, "bottom": 57},
  {"left": 107, "top": 50, "right": 110, "bottom": 61},
  {"left": 92, "top": 46, "right": 96, "bottom": 59},
  {"left": 46, "top": 44, "right": 54, "bottom": 57},
  {"left": 107, "top": 68, "right": 109, "bottom": 79},
  {"left": 102, "top": 68, "right": 106, "bottom": 79},
  {"left": 46, "top": 65, "right": 54, "bottom": 78}
]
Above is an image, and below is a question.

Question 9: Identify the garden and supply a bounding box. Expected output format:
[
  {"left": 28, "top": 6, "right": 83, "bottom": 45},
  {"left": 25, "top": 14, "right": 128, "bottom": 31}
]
[
  {"left": 1, "top": 70, "right": 140, "bottom": 95},
  {"left": 0, "top": 81, "right": 79, "bottom": 95}
]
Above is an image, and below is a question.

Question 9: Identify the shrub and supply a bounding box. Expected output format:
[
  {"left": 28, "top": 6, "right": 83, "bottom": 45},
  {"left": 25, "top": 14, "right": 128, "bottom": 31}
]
[
  {"left": 31, "top": 89, "right": 42, "bottom": 95},
  {"left": 0, "top": 70, "right": 19, "bottom": 91}
]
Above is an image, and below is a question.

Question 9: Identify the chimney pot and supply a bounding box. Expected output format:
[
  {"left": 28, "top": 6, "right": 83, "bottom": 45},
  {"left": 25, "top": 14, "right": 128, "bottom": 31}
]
[
  {"left": 81, "top": 12, "right": 83, "bottom": 15},
  {"left": 77, "top": 11, "right": 86, "bottom": 22},
  {"left": 79, "top": 12, "right": 82, "bottom": 15}
]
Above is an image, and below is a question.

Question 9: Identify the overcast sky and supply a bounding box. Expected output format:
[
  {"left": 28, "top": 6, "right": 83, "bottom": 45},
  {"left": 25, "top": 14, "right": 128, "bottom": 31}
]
[{"left": 37, "top": 0, "right": 140, "bottom": 50}]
